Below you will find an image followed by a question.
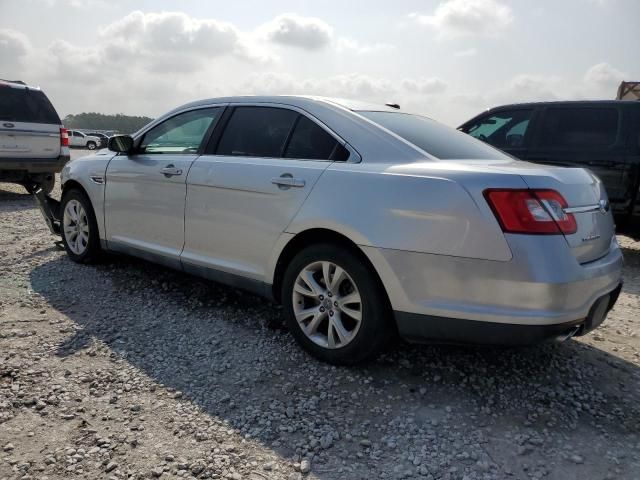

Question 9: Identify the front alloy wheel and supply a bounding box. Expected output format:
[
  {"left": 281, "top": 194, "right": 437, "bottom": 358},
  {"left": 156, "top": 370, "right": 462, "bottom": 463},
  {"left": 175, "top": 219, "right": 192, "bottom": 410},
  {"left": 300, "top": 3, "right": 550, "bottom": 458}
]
[
  {"left": 282, "top": 244, "right": 393, "bottom": 365},
  {"left": 60, "top": 189, "right": 101, "bottom": 263},
  {"left": 63, "top": 199, "right": 89, "bottom": 255}
]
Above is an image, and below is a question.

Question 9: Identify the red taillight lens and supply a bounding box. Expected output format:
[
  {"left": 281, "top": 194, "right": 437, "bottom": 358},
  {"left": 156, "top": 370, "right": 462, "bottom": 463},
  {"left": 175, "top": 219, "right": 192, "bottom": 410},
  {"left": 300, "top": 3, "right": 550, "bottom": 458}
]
[
  {"left": 60, "top": 127, "right": 69, "bottom": 147},
  {"left": 484, "top": 189, "right": 577, "bottom": 235}
]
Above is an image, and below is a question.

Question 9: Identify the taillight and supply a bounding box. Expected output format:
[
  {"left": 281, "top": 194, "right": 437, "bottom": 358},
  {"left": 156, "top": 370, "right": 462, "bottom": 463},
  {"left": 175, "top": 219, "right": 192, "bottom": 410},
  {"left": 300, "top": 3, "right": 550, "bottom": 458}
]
[
  {"left": 60, "top": 127, "right": 69, "bottom": 147},
  {"left": 484, "top": 189, "right": 577, "bottom": 235}
]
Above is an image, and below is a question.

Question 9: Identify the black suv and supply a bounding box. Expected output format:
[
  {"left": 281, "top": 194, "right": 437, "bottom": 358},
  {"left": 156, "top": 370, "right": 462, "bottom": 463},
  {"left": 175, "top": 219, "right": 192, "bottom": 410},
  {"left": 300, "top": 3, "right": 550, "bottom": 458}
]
[{"left": 459, "top": 101, "right": 640, "bottom": 221}]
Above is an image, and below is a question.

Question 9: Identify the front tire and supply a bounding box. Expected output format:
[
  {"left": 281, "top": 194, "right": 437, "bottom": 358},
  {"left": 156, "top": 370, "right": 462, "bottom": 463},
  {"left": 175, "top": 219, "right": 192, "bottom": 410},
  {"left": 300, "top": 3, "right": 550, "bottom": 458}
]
[
  {"left": 86, "top": 141, "right": 97, "bottom": 150},
  {"left": 282, "top": 244, "right": 393, "bottom": 365},
  {"left": 60, "top": 189, "right": 101, "bottom": 263}
]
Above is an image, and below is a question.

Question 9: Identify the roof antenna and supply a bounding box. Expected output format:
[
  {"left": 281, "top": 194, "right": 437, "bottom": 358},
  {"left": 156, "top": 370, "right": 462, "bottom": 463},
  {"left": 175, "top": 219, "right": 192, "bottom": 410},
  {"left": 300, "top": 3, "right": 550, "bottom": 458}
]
[{"left": 385, "top": 102, "right": 400, "bottom": 109}]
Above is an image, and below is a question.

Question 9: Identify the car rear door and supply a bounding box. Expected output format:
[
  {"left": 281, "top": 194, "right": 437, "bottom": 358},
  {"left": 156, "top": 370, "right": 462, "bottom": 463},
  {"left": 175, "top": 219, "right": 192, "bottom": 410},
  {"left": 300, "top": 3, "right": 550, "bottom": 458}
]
[
  {"left": 527, "top": 105, "right": 628, "bottom": 204},
  {"left": 182, "top": 105, "right": 351, "bottom": 282},
  {"left": 104, "top": 106, "right": 223, "bottom": 267},
  {"left": 459, "top": 108, "right": 536, "bottom": 160},
  {"left": 0, "top": 86, "right": 61, "bottom": 159}
]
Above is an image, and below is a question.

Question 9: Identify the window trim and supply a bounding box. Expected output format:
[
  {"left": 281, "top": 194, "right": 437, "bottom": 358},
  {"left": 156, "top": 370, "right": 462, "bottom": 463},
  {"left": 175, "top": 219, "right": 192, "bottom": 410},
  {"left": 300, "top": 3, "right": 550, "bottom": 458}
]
[
  {"left": 205, "top": 102, "right": 360, "bottom": 163},
  {"left": 532, "top": 106, "right": 623, "bottom": 151},
  {"left": 131, "top": 104, "right": 228, "bottom": 156}
]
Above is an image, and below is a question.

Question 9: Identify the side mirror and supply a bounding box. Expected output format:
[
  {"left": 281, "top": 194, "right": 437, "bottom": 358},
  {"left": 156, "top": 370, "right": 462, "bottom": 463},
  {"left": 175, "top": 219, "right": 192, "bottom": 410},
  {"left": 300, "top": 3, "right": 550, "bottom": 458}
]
[{"left": 108, "top": 135, "right": 134, "bottom": 153}]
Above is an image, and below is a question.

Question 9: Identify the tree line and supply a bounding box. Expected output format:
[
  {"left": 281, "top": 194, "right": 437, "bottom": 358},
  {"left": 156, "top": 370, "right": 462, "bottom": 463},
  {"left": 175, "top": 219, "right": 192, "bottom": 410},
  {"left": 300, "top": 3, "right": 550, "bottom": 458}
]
[{"left": 63, "top": 112, "right": 154, "bottom": 134}]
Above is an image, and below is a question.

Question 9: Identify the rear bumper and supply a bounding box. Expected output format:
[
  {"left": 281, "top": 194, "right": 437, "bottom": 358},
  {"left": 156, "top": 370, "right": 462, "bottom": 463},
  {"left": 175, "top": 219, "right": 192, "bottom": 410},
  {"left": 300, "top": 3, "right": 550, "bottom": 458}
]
[
  {"left": 0, "top": 151, "right": 70, "bottom": 175},
  {"left": 362, "top": 233, "right": 623, "bottom": 343},
  {"left": 395, "top": 282, "right": 622, "bottom": 345}
]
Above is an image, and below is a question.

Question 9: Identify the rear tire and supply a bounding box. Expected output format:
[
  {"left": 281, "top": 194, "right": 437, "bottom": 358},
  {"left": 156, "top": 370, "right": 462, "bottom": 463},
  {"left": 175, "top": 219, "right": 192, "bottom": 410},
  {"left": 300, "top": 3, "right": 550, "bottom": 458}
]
[
  {"left": 60, "top": 189, "right": 101, "bottom": 264},
  {"left": 22, "top": 173, "right": 55, "bottom": 195},
  {"left": 282, "top": 243, "right": 393, "bottom": 365}
]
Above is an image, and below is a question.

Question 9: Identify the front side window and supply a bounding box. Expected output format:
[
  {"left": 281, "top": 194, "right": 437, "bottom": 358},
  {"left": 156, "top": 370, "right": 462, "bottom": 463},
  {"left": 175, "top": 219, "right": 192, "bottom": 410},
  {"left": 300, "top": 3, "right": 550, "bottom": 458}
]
[
  {"left": 465, "top": 109, "right": 533, "bottom": 148},
  {"left": 140, "top": 107, "right": 221, "bottom": 154},
  {"left": 538, "top": 108, "right": 618, "bottom": 148},
  {"left": 360, "top": 111, "right": 509, "bottom": 160},
  {"left": 217, "top": 107, "right": 297, "bottom": 157},
  {"left": 284, "top": 116, "right": 349, "bottom": 161}
]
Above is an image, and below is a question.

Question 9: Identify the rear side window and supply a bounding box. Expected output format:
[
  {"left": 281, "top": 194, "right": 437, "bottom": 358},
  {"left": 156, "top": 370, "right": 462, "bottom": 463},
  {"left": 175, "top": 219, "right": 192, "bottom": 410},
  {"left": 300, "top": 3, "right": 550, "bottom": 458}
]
[
  {"left": 465, "top": 109, "right": 533, "bottom": 148},
  {"left": 284, "top": 116, "right": 349, "bottom": 160},
  {"left": 217, "top": 107, "right": 297, "bottom": 157},
  {"left": 360, "top": 111, "right": 509, "bottom": 160},
  {"left": 0, "top": 87, "right": 60, "bottom": 124},
  {"left": 539, "top": 108, "right": 618, "bottom": 148}
]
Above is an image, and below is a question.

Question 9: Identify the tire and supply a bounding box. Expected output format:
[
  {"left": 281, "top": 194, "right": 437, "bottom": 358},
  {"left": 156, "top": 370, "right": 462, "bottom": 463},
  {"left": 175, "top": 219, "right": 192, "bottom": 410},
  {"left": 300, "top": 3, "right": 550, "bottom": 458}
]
[
  {"left": 60, "top": 189, "right": 101, "bottom": 264},
  {"left": 86, "top": 141, "right": 97, "bottom": 150},
  {"left": 21, "top": 173, "right": 55, "bottom": 195},
  {"left": 282, "top": 243, "right": 393, "bottom": 365},
  {"left": 39, "top": 174, "right": 55, "bottom": 195}
]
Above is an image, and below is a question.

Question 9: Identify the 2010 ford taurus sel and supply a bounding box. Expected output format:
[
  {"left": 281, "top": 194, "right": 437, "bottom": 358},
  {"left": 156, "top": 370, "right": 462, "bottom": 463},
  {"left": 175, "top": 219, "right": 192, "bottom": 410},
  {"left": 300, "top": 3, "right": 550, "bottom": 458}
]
[{"left": 52, "top": 96, "right": 623, "bottom": 364}]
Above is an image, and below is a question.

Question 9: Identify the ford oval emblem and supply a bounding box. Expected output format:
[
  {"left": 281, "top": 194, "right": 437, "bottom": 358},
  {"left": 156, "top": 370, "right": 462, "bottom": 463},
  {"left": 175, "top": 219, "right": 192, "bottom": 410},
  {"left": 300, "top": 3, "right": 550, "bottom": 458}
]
[{"left": 598, "top": 199, "right": 609, "bottom": 214}]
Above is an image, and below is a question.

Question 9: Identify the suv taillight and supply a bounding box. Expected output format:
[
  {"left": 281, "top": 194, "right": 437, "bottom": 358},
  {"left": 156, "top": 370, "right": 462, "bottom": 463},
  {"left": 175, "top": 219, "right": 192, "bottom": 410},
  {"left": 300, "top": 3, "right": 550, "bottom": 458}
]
[
  {"left": 60, "top": 127, "right": 69, "bottom": 147},
  {"left": 484, "top": 189, "right": 577, "bottom": 235}
]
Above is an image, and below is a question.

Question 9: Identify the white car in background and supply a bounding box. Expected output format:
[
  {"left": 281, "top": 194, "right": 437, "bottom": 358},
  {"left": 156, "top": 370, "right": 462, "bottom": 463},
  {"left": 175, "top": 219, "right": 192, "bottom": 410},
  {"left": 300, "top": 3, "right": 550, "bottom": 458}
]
[{"left": 67, "top": 130, "right": 101, "bottom": 150}]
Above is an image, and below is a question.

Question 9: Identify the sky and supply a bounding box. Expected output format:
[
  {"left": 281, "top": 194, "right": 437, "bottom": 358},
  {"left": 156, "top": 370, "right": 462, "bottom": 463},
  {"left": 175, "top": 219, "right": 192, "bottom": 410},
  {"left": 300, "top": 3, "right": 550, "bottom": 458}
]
[{"left": 1, "top": 0, "right": 638, "bottom": 126}]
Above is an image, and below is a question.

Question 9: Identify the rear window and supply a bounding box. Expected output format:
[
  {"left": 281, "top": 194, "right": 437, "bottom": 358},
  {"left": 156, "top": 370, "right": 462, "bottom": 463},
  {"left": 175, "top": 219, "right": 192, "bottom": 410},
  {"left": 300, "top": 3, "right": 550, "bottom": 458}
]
[
  {"left": 0, "top": 87, "right": 61, "bottom": 124},
  {"left": 539, "top": 108, "right": 619, "bottom": 148},
  {"left": 284, "top": 116, "right": 349, "bottom": 161},
  {"left": 359, "top": 111, "right": 508, "bottom": 160}
]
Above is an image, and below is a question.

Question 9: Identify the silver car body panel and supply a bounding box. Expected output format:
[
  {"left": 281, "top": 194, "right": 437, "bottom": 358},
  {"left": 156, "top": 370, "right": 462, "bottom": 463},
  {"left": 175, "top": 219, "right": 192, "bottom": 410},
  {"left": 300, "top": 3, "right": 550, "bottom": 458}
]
[{"left": 59, "top": 95, "right": 623, "bottom": 336}]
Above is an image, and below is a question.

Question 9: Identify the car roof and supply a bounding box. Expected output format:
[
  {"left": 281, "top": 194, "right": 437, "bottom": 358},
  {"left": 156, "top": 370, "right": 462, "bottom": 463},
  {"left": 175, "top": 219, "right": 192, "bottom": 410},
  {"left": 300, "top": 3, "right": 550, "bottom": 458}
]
[
  {"left": 484, "top": 100, "right": 639, "bottom": 111},
  {"left": 172, "top": 95, "right": 400, "bottom": 113},
  {"left": 0, "top": 79, "right": 42, "bottom": 91}
]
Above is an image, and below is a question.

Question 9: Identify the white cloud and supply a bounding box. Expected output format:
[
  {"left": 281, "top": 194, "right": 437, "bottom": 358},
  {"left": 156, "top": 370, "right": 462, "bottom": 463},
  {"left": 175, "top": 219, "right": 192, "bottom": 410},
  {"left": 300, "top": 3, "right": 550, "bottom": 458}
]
[
  {"left": 238, "top": 72, "right": 397, "bottom": 100},
  {"left": 454, "top": 47, "right": 478, "bottom": 57},
  {"left": 583, "top": 62, "right": 626, "bottom": 92},
  {"left": 410, "top": 0, "right": 513, "bottom": 38},
  {"left": 401, "top": 77, "right": 448, "bottom": 94},
  {"left": 0, "top": 29, "right": 31, "bottom": 72},
  {"left": 336, "top": 37, "right": 394, "bottom": 54},
  {"left": 260, "top": 13, "right": 333, "bottom": 50},
  {"left": 99, "top": 11, "right": 270, "bottom": 66}
]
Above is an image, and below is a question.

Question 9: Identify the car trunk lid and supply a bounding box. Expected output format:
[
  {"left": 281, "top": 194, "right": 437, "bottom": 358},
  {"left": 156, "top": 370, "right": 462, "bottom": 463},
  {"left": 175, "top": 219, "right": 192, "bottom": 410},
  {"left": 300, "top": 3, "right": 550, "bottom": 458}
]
[{"left": 516, "top": 165, "right": 615, "bottom": 264}]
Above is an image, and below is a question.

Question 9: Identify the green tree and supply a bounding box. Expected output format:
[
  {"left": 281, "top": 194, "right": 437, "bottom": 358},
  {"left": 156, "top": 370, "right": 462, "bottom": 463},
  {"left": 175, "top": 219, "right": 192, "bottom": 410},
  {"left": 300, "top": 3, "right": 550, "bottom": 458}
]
[{"left": 63, "top": 112, "right": 154, "bottom": 134}]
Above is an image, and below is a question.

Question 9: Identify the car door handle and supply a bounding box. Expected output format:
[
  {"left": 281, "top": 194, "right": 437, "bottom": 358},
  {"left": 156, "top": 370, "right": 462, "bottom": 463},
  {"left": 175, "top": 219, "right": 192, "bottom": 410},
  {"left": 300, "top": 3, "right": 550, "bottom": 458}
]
[
  {"left": 160, "top": 165, "right": 183, "bottom": 177},
  {"left": 271, "top": 175, "right": 305, "bottom": 188}
]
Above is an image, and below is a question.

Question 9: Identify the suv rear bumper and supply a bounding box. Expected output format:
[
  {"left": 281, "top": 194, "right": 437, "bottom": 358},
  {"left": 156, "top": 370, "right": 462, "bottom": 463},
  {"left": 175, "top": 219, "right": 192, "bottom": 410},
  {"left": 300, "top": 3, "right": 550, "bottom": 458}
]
[{"left": 0, "top": 151, "right": 70, "bottom": 175}]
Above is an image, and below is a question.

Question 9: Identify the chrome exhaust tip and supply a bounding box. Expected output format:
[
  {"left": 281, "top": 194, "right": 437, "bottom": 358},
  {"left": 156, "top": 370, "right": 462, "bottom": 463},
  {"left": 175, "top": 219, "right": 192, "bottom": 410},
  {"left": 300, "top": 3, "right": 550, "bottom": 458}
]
[{"left": 555, "top": 325, "right": 581, "bottom": 342}]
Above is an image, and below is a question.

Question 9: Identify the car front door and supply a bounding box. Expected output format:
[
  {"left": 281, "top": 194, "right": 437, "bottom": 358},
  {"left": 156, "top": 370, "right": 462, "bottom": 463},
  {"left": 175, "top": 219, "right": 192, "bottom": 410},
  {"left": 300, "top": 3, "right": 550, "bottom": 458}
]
[
  {"left": 182, "top": 105, "right": 351, "bottom": 284},
  {"left": 528, "top": 106, "right": 628, "bottom": 203},
  {"left": 459, "top": 108, "right": 536, "bottom": 160},
  {"left": 104, "top": 107, "right": 223, "bottom": 267}
]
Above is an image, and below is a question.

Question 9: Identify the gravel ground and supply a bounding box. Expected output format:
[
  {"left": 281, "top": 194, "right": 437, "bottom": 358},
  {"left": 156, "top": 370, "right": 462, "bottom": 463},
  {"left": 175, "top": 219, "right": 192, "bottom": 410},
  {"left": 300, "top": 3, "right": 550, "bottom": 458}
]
[{"left": 1, "top": 150, "right": 639, "bottom": 480}]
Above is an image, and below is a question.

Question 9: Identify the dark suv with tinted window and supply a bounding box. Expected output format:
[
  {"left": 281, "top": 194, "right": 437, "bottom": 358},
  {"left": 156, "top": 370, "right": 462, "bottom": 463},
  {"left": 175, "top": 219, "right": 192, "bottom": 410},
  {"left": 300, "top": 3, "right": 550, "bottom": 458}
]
[
  {"left": 0, "top": 80, "right": 69, "bottom": 193},
  {"left": 459, "top": 101, "right": 640, "bottom": 222}
]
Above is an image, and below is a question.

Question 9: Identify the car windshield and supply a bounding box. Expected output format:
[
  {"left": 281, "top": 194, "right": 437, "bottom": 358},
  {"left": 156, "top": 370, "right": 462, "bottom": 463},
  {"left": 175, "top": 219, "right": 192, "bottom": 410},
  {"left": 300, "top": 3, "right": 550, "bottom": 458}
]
[{"left": 358, "top": 111, "right": 510, "bottom": 160}]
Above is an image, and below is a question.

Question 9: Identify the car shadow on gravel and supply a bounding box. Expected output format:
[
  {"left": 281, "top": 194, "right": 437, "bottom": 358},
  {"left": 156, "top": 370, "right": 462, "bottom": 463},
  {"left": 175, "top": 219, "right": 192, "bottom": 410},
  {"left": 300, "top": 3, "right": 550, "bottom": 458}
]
[{"left": 29, "top": 254, "right": 640, "bottom": 476}]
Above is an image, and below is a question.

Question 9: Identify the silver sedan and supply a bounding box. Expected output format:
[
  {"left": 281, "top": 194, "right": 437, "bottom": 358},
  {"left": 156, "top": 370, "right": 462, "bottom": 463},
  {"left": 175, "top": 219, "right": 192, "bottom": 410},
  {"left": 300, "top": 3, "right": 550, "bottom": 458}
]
[{"left": 53, "top": 96, "right": 623, "bottom": 364}]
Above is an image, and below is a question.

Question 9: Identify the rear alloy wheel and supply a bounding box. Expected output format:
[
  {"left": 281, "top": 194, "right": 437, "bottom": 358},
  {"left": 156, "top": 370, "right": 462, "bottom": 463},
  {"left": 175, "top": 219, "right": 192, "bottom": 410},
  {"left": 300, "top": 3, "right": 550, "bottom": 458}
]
[
  {"left": 282, "top": 244, "right": 392, "bottom": 365},
  {"left": 60, "top": 189, "right": 101, "bottom": 263},
  {"left": 86, "top": 141, "right": 97, "bottom": 150}
]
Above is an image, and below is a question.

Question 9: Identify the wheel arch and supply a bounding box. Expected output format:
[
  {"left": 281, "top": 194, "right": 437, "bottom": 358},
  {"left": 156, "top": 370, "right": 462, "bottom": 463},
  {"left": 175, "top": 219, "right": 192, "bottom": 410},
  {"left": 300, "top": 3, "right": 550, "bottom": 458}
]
[
  {"left": 62, "top": 179, "right": 88, "bottom": 197},
  {"left": 270, "top": 228, "right": 392, "bottom": 312},
  {"left": 61, "top": 178, "right": 106, "bottom": 241}
]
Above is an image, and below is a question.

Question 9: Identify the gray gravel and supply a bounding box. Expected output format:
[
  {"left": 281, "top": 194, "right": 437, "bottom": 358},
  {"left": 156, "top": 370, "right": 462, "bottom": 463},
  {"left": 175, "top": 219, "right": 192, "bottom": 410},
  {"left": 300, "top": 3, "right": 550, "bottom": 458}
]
[{"left": 1, "top": 152, "right": 640, "bottom": 479}]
